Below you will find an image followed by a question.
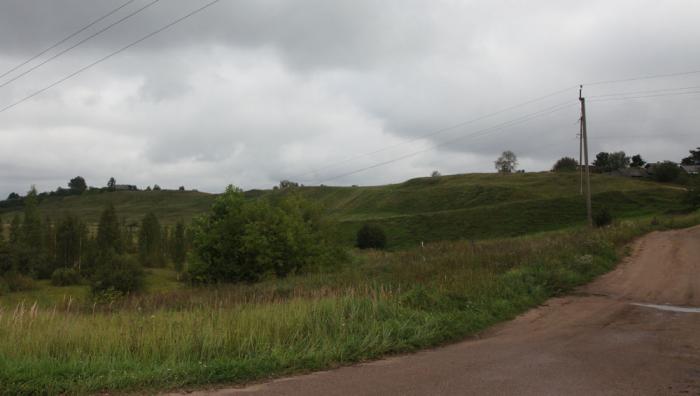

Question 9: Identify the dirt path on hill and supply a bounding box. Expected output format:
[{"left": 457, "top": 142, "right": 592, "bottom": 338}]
[{"left": 172, "top": 226, "right": 700, "bottom": 396}]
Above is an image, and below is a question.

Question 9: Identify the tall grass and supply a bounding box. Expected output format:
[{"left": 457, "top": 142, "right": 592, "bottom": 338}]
[{"left": 0, "top": 212, "right": 698, "bottom": 394}]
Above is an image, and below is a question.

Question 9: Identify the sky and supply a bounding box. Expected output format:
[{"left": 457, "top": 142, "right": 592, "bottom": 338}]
[{"left": 0, "top": 0, "right": 699, "bottom": 197}]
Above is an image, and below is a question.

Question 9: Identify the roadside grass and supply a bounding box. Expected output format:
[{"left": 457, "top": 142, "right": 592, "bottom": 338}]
[{"left": 0, "top": 211, "right": 698, "bottom": 395}]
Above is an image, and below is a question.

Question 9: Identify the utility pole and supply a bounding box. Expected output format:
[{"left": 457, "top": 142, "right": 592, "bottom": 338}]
[
  {"left": 579, "top": 122, "right": 583, "bottom": 195},
  {"left": 580, "top": 85, "right": 593, "bottom": 227}
]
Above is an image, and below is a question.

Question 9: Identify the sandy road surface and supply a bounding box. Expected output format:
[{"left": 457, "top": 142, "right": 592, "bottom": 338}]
[{"left": 175, "top": 226, "right": 700, "bottom": 396}]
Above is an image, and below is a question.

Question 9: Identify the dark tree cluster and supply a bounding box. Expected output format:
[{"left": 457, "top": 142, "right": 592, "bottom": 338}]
[{"left": 0, "top": 187, "right": 191, "bottom": 296}]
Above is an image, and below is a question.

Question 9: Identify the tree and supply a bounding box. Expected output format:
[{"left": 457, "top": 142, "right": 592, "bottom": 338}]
[
  {"left": 279, "top": 180, "right": 300, "bottom": 189},
  {"left": 178, "top": 186, "right": 185, "bottom": 191},
  {"left": 653, "top": 161, "right": 681, "bottom": 182},
  {"left": 593, "top": 152, "right": 610, "bottom": 171},
  {"left": 138, "top": 212, "right": 163, "bottom": 267},
  {"left": 171, "top": 220, "right": 187, "bottom": 272},
  {"left": 608, "top": 151, "right": 630, "bottom": 170},
  {"left": 96, "top": 204, "right": 122, "bottom": 254},
  {"left": 56, "top": 214, "right": 87, "bottom": 270},
  {"left": 107, "top": 177, "right": 116, "bottom": 191},
  {"left": 9, "top": 215, "right": 21, "bottom": 245},
  {"left": 356, "top": 224, "right": 387, "bottom": 249},
  {"left": 153, "top": 184, "right": 162, "bottom": 191},
  {"left": 22, "top": 187, "right": 43, "bottom": 250},
  {"left": 630, "top": 154, "right": 646, "bottom": 168},
  {"left": 681, "top": 147, "right": 700, "bottom": 165},
  {"left": 6, "top": 192, "right": 20, "bottom": 200},
  {"left": 494, "top": 151, "right": 518, "bottom": 173},
  {"left": 68, "top": 176, "right": 87, "bottom": 193},
  {"left": 593, "top": 151, "right": 629, "bottom": 172},
  {"left": 431, "top": 170, "right": 441, "bottom": 177},
  {"left": 188, "top": 185, "right": 330, "bottom": 283},
  {"left": 552, "top": 157, "right": 578, "bottom": 172}
]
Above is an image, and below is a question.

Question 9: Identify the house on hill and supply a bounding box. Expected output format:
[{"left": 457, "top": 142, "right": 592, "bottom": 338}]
[
  {"left": 114, "top": 184, "right": 138, "bottom": 191},
  {"left": 681, "top": 165, "right": 700, "bottom": 175},
  {"left": 611, "top": 167, "right": 648, "bottom": 178}
]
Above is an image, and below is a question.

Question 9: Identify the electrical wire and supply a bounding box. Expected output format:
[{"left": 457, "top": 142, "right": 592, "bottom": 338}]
[
  {"left": 589, "top": 89, "right": 700, "bottom": 103},
  {"left": 0, "top": 0, "right": 222, "bottom": 115},
  {"left": 588, "top": 84, "right": 700, "bottom": 99},
  {"left": 311, "top": 100, "right": 578, "bottom": 183},
  {"left": 584, "top": 69, "right": 700, "bottom": 86},
  {"left": 0, "top": 0, "right": 161, "bottom": 90},
  {"left": 0, "top": 0, "right": 137, "bottom": 81},
  {"left": 299, "top": 85, "right": 579, "bottom": 179}
]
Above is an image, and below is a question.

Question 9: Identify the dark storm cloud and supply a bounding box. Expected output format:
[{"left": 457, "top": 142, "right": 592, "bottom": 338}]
[{"left": 0, "top": 0, "right": 699, "bottom": 198}]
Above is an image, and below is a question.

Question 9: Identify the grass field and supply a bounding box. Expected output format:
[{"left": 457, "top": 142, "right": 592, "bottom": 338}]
[
  {"left": 0, "top": 172, "right": 687, "bottom": 248},
  {"left": 0, "top": 211, "right": 698, "bottom": 394}
]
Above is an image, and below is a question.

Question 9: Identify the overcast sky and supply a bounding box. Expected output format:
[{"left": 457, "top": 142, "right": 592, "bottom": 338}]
[{"left": 0, "top": 0, "right": 699, "bottom": 197}]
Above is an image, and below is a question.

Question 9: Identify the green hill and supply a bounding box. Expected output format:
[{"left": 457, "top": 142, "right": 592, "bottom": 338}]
[{"left": 1, "top": 172, "right": 686, "bottom": 248}]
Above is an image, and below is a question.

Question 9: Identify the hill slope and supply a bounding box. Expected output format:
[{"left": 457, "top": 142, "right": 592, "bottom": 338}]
[{"left": 1, "top": 172, "right": 686, "bottom": 248}]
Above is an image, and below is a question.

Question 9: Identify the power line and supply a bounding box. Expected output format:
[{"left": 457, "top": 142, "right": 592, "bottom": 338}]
[
  {"left": 0, "top": 0, "right": 161, "bottom": 90},
  {"left": 0, "top": 0, "right": 222, "bottom": 115},
  {"left": 588, "top": 84, "right": 700, "bottom": 99},
  {"left": 589, "top": 89, "right": 700, "bottom": 103},
  {"left": 0, "top": 0, "right": 137, "bottom": 81},
  {"left": 299, "top": 85, "right": 578, "bottom": 179},
  {"left": 584, "top": 69, "right": 700, "bottom": 86},
  {"left": 312, "top": 100, "right": 577, "bottom": 183}
]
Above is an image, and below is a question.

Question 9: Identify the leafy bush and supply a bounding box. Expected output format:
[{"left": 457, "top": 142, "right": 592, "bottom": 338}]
[
  {"left": 189, "top": 185, "right": 334, "bottom": 283},
  {"left": 51, "top": 268, "right": 82, "bottom": 286},
  {"left": 2, "top": 271, "right": 36, "bottom": 292},
  {"left": 593, "top": 207, "right": 613, "bottom": 228},
  {"left": 552, "top": 157, "right": 578, "bottom": 172},
  {"left": 91, "top": 254, "right": 144, "bottom": 295},
  {"left": 356, "top": 224, "right": 387, "bottom": 249}
]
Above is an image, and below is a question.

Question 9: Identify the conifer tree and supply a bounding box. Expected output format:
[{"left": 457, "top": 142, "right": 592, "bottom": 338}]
[
  {"left": 138, "top": 212, "right": 163, "bottom": 267},
  {"left": 172, "top": 220, "right": 187, "bottom": 272},
  {"left": 96, "top": 204, "right": 122, "bottom": 254},
  {"left": 22, "top": 186, "right": 43, "bottom": 249},
  {"left": 56, "top": 214, "right": 87, "bottom": 270},
  {"left": 9, "top": 215, "right": 21, "bottom": 245}
]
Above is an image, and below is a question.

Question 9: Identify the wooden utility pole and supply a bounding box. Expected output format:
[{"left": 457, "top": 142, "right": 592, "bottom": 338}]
[
  {"left": 580, "top": 85, "right": 593, "bottom": 227},
  {"left": 579, "top": 121, "right": 583, "bottom": 195}
]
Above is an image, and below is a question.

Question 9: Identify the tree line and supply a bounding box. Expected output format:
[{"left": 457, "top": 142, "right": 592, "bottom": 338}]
[
  {"left": 0, "top": 176, "right": 189, "bottom": 210},
  {"left": 0, "top": 186, "right": 190, "bottom": 294}
]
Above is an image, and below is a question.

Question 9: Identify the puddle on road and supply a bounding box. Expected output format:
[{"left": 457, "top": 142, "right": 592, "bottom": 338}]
[{"left": 632, "top": 303, "right": 700, "bottom": 313}]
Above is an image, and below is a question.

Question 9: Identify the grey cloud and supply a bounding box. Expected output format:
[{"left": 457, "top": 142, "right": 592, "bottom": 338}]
[{"left": 1, "top": 0, "right": 699, "bottom": 198}]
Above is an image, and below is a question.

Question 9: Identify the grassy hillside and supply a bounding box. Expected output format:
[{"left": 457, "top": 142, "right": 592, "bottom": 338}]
[
  {"left": 272, "top": 172, "right": 686, "bottom": 248},
  {"left": 1, "top": 172, "right": 686, "bottom": 247}
]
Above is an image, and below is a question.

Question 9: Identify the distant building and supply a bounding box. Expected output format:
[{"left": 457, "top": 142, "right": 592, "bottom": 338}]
[
  {"left": 681, "top": 165, "right": 700, "bottom": 175},
  {"left": 114, "top": 184, "right": 138, "bottom": 191},
  {"left": 611, "top": 167, "right": 648, "bottom": 178}
]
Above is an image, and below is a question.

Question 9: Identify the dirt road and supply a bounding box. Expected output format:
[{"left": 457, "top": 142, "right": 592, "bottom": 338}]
[{"left": 180, "top": 226, "right": 700, "bottom": 395}]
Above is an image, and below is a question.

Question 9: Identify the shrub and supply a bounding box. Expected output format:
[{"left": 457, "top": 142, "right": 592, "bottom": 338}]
[
  {"left": 652, "top": 161, "right": 681, "bottom": 182},
  {"left": 91, "top": 254, "right": 144, "bottom": 295},
  {"left": 51, "top": 267, "right": 82, "bottom": 286},
  {"left": 593, "top": 207, "right": 613, "bottom": 228},
  {"left": 189, "top": 186, "right": 333, "bottom": 283},
  {"left": 2, "top": 271, "right": 36, "bottom": 292},
  {"left": 356, "top": 224, "right": 387, "bottom": 249},
  {"left": 552, "top": 157, "right": 578, "bottom": 172}
]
